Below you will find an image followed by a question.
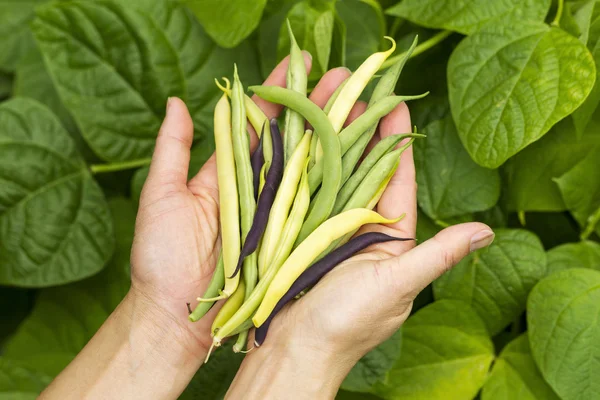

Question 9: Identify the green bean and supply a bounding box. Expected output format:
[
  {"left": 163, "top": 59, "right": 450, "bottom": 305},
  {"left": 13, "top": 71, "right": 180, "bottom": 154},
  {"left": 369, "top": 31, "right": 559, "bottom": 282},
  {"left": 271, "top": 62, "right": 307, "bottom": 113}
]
[
  {"left": 315, "top": 37, "right": 396, "bottom": 160},
  {"left": 307, "top": 95, "right": 427, "bottom": 194},
  {"left": 333, "top": 134, "right": 421, "bottom": 215},
  {"left": 230, "top": 318, "right": 254, "bottom": 338},
  {"left": 323, "top": 77, "right": 349, "bottom": 115},
  {"left": 283, "top": 20, "right": 308, "bottom": 164},
  {"left": 215, "top": 78, "right": 272, "bottom": 165},
  {"left": 259, "top": 131, "right": 312, "bottom": 278},
  {"left": 249, "top": 85, "right": 342, "bottom": 245},
  {"left": 253, "top": 208, "right": 404, "bottom": 327},
  {"left": 211, "top": 281, "right": 246, "bottom": 335},
  {"left": 341, "top": 36, "right": 418, "bottom": 186},
  {"left": 308, "top": 131, "right": 319, "bottom": 170},
  {"left": 205, "top": 83, "right": 240, "bottom": 298},
  {"left": 188, "top": 253, "right": 224, "bottom": 322},
  {"left": 211, "top": 160, "right": 311, "bottom": 346}
]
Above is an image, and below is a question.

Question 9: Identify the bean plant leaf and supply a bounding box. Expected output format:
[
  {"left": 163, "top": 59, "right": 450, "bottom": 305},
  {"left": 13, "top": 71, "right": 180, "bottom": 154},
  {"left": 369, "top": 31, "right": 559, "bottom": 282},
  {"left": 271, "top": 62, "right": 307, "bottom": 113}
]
[
  {"left": 504, "top": 118, "right": 600, "bottom": 212},
  {"left": 528, "top": 268, "right": 600, "bottom": 400},
  {"left": 183, "top": 0, "right": 267, "bottom": 48},
  {"left": 3, "top": 198, "right": 134, "bottom": 378},
  {"left": 448, "top": 16, "right": 596, "bottom": 168},
  {"left": 555, "top": 149, "right": 600, "bottom": 235},
  {"left": 0, "top": 0, "right": 49, "bottom": 72},
  {"left": 386, "top": 0, "right": 550, "bottom": 35},
  {"left": 414, "top": 117, "right": 501, "bottom": 221},
  {"left": 0, "top": 71, "right": 11, "bottom": 100},
  {"left": 547, "top": 241, "right": 600, "bottom": 275},
  {"left": 572, "top": 0, "right": 600, "bottom": 135},
  {"left": 131, "top": 136, "right": 215, "bottom": 204},
  {"left": 373, "top": 300, "right": 494, "bottom": 400},
  {"left": 0, "top": 358, "right": 52, "bottom": 399},
  {"left": 433, "top": 229, "right": 546, "bottom": 335},
  {"left": 31, "top": 0, "right": 260, "bottom": 162},
  {"left": 0, "top": 98, "right": 114, "bottom": 287},
  {"left": 481, "top": 334, "right": 560, "bottom": 400},
  {"left": 342, "top": 329, "right": 402, "bottom": 393}
]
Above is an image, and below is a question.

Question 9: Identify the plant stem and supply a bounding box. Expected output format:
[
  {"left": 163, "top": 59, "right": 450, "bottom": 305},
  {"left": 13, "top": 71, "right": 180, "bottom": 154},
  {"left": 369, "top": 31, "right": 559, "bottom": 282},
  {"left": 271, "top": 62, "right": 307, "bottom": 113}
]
[
  {"left": 581, "top": 206, "right": 600, "bottom": 240},
  {"left": 552, "top": 0, "right": 564, "bottom": 27},
  {"left": 380, "top": 30, "right": 452, "bottom": 70},
  {"left": 90, "top": 158, "right": 152, "bottom": 174}
]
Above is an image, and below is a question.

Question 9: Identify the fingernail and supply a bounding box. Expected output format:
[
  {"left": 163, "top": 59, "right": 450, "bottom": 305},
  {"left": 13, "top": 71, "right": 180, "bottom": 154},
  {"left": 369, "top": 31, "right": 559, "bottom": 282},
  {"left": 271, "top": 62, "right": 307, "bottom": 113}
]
[
  {"left": 470, "top": 230, "right": 495, "bottom": 252},
  {"left": 340, "top": 66, "right": 352, "bottom": 74}
]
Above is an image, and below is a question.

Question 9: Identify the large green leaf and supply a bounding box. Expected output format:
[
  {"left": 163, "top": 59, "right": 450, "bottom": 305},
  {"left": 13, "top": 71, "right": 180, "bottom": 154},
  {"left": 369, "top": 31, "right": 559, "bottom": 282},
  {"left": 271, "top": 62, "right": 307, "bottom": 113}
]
[
  {"left": 0, "top": 358, "right": 51, "bottom": 400},
  {"left": 433, "top": 229, "right": 546, "bottom": 335},
  {"left": 3, "top": 198, "right": 134, "bottom": 378},
  {"left": 572, "top": 0, "right": 600, "bottom": 135},
  {"left": 131, "top": 136, "right": 215, "bottom": 204},
  {"left": 342, "top": 329, "right": 402, "bottom": 393},
  {"left": 481, "top": 334, "right": 559, "bottom": 400},
  {"left": 547, "top": 240, "right": 600, "bottom": 275},
  {"left": 183, "top": 0, "right": 267, "bottom": 48},
  {"left": 386, "top": 0, "right": 550, "bottom": 35},
  {"left": 415, "top": 116, "right": 501, "bottom": 221},
  {"left": 0, "top": 98, "right": 113, "bottom": 287},
  {"left": 0, "top": 0, "right": 49, "bottom": 72},
  {"left": 504, "top": 118, "right": 600, "bottom": 212},
  {"left": 555, "top": 148, "right": 600, "bottom": 235},
  {"left": 31, "top": 0, "right": 260, "bottom": 162},
  {"left": 448, "top": 16, "right": 596, "bottom": 168},
  {"left": 373, "top": 300, "right": 494, "bottom": 400},
  {"left": 528, "top": 268, "right": 600, "bottom": 400},
  {"left": 336, "top": 0, "right": 385, "bottom": 71}
]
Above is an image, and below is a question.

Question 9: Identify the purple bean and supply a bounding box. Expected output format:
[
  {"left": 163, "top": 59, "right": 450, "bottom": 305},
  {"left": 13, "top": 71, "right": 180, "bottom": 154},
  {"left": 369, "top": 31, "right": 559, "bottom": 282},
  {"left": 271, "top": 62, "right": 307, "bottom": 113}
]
[
  {"left": 251, "top": 124, "right": 265, "bottom": 200},
  {"left": 254, "top": 232, "right": 415, "bottom": 346},
  {"left": 230, "top": 119, "right": 284, "bottom": 278}
]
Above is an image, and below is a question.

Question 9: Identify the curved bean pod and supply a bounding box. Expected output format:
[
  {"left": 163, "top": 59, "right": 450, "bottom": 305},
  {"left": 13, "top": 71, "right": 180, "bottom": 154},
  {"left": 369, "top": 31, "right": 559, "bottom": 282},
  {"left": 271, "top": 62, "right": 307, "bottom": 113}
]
[
  {"left": 253, "top": 208, "right": 404, "bottom": 327},
  {"left": 341, "top": 37, "right": 418, "bottom": 186},
  {"left": 258, "top": 131, "right": 312, "bottom": 278},
  {"left": 211, "top": 281, "right": 246, "bottom": 335},
  {"left": 212, "top": 161, "right": 311, "bottom": 345},
  {"left": 283, "top": 20, "right": 308, "bottom": 164},
  {"left": 308, "top": 95, "right": 427, "bottom": 193},
  {"left": 254, "top": 233, "right": 415, "bottom": 346},
  {"left": 188, "top": 253, "right": 224, "bottom": 322},
  {"left": 249, "top": 86, "right": 342, "bottom": 244},
  {"left": 333, "top": 134, "right": 421, "bottom": 214},
  {"left": 230, "top": 119, "right": 284, "bottom": 278}
]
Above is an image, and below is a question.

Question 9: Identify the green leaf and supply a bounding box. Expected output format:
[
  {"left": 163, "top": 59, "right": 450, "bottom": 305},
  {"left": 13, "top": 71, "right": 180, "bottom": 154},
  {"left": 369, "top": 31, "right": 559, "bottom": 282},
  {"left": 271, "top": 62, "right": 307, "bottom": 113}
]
[
  {"left": 183, "top": 0, "right": 267, "bottom": 48},
  {"left": 0, "top": 358, "right": 52, "bottom": 400},
  {"left": 433, "top": 229, "right": 547, "bottom": 335},
  {"left": 373, "top": 300, "right": 494, "bottom": 400},
  {"left": 386, "top": 0, "right": 550, "bottom": 35},
  {"left": 131, "top": 136, "right": 215, "bottom": 205},
  {"left": 448, "top": 16, "right": 596, "bottom": 168},
  {"left": 415, "top": 116, "right": 501, "bottom": 220},
  {"left": 342, "top": 329, "right": 402, "bottom": 393},
  {"left": 528, "top": 268, "right": 600, "bottom": 400},
  {"left": 0, "top": 0, "right": 49, "bottom": 72},
  {"left": 547, "top": 240, "right": 600, "bottom": 275},
  {"left": 314, "top": 9, "right": 335, "bottom": 74},
  {"left": 555, "top": 148, "right": 600, "bottom": 235},
  {"left": 409, "top": 94, "right": 451, "bottom": 130},
  {"left": 416, "top": 209, "right": 440, "bottom": 243},
  {"left": 336, "top": 0, "right": 385, "bottom": 70},
  {"left": 179, "top": 343, "right": 243, "bottom": 399},
  {"left": 31, "top": 0, "right": 260, "bottom": 162},
  {"left": 481, "top": 334, "right": 560, "bottom": 400},
  {"left": 0, "top": 288, "right": 33, "bottom": 347},
  {"left": 572, "top": 0, "right": 600, "bottom": 135},
  {"left": 0, "top": 70, "right": 11, "bottom": 100},
  {"left": 3, "top": 198, "right": 134, "bottom": 377},
  {"left": 504, "top": 118, "right": 600, "bottom": 212},
  {"left": 0, "top": 98, "right": 114, "bottom": 287}
]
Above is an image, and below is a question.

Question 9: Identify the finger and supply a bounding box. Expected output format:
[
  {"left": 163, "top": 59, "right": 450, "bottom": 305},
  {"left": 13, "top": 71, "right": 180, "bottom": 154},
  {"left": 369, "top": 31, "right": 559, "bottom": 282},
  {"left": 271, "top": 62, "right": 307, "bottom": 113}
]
[
  {"left": 308, "top": 67, "right": 352, "bottom": 110},
  {"left": 381, "top": 223, "right": 494, "bottom": 298},
  {"left": 344, "top": 101, "right": 367, "bottom": 127},
  {"left": 143, "top": 97, "right": 194, "bottom": 196},
  {"left": 252, "top": 51, "right": 313, "bottom": 120}
]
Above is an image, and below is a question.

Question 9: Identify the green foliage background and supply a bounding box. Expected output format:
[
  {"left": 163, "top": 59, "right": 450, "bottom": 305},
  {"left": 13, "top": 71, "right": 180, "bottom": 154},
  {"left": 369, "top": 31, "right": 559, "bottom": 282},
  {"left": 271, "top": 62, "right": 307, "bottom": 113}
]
[{"left": 1, "top": 0, "right": 599, "bottom": 398}]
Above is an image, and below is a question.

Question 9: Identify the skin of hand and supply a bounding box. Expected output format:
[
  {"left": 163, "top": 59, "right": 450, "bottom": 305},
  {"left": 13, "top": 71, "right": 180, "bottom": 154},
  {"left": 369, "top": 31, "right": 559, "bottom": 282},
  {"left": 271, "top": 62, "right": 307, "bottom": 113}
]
[{"left": 38, "top": 51, "right": 494, "bottom": 400}]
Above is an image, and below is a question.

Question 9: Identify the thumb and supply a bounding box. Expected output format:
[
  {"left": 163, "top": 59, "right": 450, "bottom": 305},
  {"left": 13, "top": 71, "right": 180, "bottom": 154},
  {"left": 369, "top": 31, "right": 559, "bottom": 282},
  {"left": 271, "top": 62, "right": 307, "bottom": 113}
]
[{"left": 379, "top": 223, "right": 495, "bottom": 299}]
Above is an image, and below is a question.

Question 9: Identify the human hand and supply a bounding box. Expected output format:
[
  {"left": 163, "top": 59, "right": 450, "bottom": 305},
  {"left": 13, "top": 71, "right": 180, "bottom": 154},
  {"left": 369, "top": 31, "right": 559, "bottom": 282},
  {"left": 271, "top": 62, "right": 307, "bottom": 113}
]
[{"left": 226, "top": 70, "right": 495, "bottom": 400}]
